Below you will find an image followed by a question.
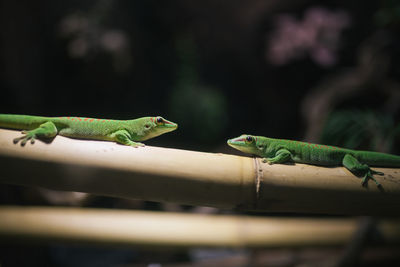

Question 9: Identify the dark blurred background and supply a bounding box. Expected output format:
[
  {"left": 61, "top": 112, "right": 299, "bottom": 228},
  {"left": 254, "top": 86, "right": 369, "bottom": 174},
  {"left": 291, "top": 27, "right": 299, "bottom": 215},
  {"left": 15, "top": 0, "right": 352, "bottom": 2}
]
[
  {"left": 1, "top": 0, "right": 400, "bottom": 266},
  {"left": 1, "top": 0, "right": 400, "bottom": 151}
]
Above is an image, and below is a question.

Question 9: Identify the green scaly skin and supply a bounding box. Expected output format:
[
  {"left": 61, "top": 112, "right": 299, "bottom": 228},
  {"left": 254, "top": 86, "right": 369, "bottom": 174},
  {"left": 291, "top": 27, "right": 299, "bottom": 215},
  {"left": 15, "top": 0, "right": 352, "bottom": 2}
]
[
  {"left": 0, "top": 114, "right": 178, "bottom": 147},
  {"left": 227, "top": 134, "right": 400, "bottom": 187}
]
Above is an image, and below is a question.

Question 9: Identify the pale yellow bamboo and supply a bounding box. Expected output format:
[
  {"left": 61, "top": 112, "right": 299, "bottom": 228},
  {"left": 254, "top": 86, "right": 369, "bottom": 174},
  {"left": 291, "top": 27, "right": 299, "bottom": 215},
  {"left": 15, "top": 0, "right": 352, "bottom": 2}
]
[
  {"left": 0, "top": 128, "right": 400, "bottom": 214},
  {"left": 0, "top": 206, "right": 399, "bottom": 248}
]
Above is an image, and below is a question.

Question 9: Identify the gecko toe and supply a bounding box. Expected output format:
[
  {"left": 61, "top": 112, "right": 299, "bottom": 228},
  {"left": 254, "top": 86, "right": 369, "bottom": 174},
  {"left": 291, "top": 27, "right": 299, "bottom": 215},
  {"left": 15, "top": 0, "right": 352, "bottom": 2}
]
[
  {"left": 361, "top": 174, "right": 369, "bottom": 187},
  {"left": 20, "top": 139, "right": 28, "bottom": 146}
]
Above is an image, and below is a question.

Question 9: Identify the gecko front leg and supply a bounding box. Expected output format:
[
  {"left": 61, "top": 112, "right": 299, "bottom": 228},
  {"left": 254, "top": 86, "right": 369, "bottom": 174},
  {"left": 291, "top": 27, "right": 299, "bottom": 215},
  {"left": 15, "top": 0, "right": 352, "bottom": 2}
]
[
  {"left": 111, "top": 129, "right": 144, "bottom": 148},
  {"left": 262, "top": 149, "right": 292, "bottom": 164}
]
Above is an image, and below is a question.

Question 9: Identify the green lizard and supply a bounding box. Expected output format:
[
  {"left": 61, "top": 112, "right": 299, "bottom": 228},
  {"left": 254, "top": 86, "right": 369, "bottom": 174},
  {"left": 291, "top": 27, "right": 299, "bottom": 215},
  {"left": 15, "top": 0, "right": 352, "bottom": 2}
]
[
  {"left": 0, "top": 114, "right": 178, "bottom": 147},
  {"left": 227, "top": 134, "right": 400, "bottom": 187}
]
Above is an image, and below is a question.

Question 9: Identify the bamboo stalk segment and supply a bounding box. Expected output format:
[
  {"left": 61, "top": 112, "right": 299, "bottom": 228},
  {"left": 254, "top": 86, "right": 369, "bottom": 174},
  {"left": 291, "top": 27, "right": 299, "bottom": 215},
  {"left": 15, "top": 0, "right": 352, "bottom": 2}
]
[
  {"left": 255, "top": 160, "right": 400, "bottom": 214},
  {"left": 0, "top": 206, "right": 399, "bottom": 248},
  {"left": 0, "top": 129, "right": 255, "bottom": 209},
  {"left": 0, "top": 128, "right": 400, "bottom": 214}
]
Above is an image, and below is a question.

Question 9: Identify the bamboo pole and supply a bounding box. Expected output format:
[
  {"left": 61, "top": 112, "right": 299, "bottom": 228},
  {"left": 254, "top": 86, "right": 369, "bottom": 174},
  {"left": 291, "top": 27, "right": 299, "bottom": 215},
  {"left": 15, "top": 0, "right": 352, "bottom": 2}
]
[
  {"left": 0, "top": 128, "right": 400, "bottom": 215},
  {"left": 0, "top": 206, "right": 399, "bottom": 248}
]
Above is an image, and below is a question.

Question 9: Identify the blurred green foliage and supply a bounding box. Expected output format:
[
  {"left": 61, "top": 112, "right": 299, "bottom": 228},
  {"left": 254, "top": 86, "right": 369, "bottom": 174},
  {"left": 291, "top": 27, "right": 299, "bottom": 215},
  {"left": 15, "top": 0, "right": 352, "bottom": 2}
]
[
  {"left": 321, "top": 110, "right": 400, "bottom": 153},
  {"left": 375, "top": 0, "right": 400, "bottom": 26},
  {"left": 169, "top": 37, "right": 228, "bottom": 143}
]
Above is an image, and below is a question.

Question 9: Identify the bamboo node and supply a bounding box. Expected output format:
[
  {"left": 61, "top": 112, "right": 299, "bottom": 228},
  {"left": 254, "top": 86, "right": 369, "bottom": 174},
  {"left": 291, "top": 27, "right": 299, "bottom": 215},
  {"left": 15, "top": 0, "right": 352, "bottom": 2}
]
[{"left": 254, "top": 157, "right": 263, "bottom": 206}]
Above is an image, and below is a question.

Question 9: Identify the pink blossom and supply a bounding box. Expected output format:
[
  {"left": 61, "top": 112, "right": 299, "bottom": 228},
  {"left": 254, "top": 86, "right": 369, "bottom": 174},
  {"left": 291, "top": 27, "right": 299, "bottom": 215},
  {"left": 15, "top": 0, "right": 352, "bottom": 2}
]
[{"left": 267, "top": 6, "right": 351, "bottom": 67}]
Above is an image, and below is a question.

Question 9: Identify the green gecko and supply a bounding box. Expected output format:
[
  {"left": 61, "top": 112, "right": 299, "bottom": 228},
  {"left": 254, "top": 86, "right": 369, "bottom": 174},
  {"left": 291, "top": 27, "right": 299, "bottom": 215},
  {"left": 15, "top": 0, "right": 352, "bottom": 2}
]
[
  {"left": 227, "top": 134, "right": 400, "bottom": 187},
  {"left": 0, "top": 114, "right": 178, "bottom": 147}
]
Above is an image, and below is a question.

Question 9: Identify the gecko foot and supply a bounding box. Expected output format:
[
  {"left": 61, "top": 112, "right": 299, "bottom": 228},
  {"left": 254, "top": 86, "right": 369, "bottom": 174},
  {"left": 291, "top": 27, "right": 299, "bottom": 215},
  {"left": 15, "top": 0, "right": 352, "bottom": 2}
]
[
  {"left": 13, "top": 132, "right": 36, "bottom": 146},
  {"left": 262, "top": 158, "right": 273, "bottom": 164},
  {"left": 130, "top": 142, "right": 145, "bottom": 148},
  {"left": 361, "top": 171, "right": 382, "bottom": 188}
]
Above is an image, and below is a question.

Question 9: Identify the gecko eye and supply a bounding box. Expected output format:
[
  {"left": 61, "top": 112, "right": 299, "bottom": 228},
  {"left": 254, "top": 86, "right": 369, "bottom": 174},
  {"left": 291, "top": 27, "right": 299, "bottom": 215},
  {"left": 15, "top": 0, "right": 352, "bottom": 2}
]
[
  {"left": 246, "top": 136, "right": 254, "bottom": 143},
  {"left": 145, "top": 123, "right": 151, "bottom": 129},
  {"left": 156, "top": 117, "right": 164, "bottom": 123}
]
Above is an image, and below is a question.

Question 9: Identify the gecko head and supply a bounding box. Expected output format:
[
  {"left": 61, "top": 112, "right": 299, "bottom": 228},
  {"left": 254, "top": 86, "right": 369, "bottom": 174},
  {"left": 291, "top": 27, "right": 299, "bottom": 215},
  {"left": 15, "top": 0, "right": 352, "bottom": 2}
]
[
  {"left": 227, "top": 134, "right": 260, "bottom": 155},
  {"left": 136, "top": 116, "right": 178, "bottom": 141}
]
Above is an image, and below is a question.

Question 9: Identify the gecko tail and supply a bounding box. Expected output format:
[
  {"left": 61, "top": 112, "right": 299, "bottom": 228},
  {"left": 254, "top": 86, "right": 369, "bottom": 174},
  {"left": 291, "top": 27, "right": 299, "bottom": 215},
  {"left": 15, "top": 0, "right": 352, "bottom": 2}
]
[{"left": 0, "top": 114, "right": 50, "bottom": 130}]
